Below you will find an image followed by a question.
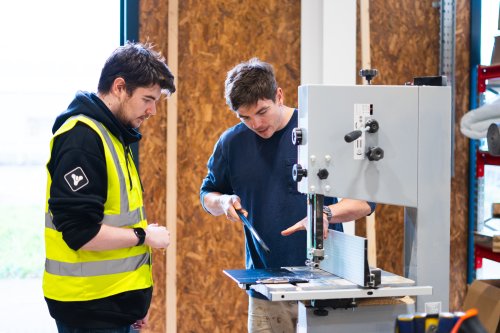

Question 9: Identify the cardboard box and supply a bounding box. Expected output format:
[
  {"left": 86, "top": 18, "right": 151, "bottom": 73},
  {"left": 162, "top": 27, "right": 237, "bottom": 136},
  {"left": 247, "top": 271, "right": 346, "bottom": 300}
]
[{"left": 463, "top": 279, "right": 500, "bottom": 333}]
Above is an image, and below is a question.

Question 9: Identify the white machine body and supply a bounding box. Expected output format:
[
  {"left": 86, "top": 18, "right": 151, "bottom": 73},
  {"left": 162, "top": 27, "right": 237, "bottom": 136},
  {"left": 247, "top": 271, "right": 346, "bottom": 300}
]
[{"left": 295, "top": 84, "right": 451, "bottom": 312}]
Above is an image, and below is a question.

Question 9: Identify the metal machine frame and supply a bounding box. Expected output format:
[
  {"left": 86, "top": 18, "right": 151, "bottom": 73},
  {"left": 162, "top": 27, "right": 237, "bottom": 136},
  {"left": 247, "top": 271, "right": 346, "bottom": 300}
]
[{"left": 293, "top": 84, "right": 451, "bottom": 313}]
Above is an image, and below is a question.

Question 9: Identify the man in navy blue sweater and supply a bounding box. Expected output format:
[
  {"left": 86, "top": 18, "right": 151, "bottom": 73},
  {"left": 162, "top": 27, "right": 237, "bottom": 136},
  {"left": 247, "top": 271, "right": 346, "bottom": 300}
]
[{"left": 200, "top": 58, "right": 375, "bottom": 332}]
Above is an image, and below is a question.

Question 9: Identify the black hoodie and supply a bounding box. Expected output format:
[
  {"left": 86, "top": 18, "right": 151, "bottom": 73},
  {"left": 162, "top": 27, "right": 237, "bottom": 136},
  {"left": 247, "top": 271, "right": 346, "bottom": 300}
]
[{"left": 45, "top": 91, "right": 152, "bottom": 328}]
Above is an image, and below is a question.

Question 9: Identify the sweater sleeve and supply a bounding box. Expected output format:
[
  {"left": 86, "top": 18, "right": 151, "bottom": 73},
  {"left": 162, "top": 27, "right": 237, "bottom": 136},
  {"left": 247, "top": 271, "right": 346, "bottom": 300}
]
[
  {"left": 47, "top": 123, "right": 107, "bottom": 250},
  {"left": 199, "top": 136, "right": 234, "bottom": 212}
]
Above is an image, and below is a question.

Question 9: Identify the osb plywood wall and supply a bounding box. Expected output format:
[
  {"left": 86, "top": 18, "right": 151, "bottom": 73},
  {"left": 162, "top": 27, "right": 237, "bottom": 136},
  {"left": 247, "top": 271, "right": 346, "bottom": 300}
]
[
  {"left": 450, "top": 0, "right": 471, "bottom": 310},
  {"left": 138, "top": 0, "right": 170, "bottom": 332},
  {"left": 175, "top": 1, "right": 300, "bottom": 331},
  {"left": 137, "top": 0, "right": 470, "bottom": 331}
]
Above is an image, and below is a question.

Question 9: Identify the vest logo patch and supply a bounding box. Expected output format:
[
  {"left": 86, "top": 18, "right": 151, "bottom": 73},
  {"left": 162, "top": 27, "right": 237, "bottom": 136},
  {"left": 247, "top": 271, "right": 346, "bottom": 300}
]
[{"left": 64, "top": 167, "right": 89, "bottom": 192}]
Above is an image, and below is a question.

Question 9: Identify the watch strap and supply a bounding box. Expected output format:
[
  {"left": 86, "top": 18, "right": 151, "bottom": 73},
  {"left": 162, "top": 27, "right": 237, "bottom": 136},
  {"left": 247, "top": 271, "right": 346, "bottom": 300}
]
[
  {"left": 323, "top": 206, "right": 333, "bottom": 223},
  {"left": 133, "top": 227, "right": 146, "bottom": 246}
]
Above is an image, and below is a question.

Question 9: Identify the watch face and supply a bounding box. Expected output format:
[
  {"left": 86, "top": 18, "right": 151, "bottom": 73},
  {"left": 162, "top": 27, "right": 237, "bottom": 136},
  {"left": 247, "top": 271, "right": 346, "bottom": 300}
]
[
  {"left": 135, "top": 228, "right": 146, "bottom": 237},
  {"left": 134, "top": 228, "right": 146, "bottom": 246}
]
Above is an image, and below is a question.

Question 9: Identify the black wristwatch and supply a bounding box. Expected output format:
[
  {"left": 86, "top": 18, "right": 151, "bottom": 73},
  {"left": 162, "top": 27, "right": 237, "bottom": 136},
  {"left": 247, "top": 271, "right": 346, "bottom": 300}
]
[
  {"left": 133, "top": 227, "right": 146, "bottom": 246},
  {"left": 323, "top": 206, "right": 333, "bottom": 223}
]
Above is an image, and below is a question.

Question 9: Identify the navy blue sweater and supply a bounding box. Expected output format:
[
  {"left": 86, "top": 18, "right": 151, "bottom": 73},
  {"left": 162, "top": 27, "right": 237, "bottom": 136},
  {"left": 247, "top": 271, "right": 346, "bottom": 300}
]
[{"left": 200, "top": 111, "right": 345, "bottom": 280}]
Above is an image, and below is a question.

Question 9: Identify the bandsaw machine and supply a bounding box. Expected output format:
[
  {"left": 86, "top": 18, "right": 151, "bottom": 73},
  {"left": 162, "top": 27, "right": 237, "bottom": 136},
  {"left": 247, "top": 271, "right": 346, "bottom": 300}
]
[{"left": 224, "top": 80, "right": 451, "bottom": 332}]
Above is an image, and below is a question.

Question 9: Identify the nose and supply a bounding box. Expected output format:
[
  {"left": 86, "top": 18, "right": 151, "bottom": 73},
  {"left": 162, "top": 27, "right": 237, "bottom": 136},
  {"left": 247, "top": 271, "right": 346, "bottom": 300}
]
[
  {"left": 150, "top": 102, "right": 157, "bottom": 116},
  {"left": 146, "top": 103, "right": 157, "bottom": 118},
  {"left": 250, "top": 117, "right": 262, "bottom": 130}
]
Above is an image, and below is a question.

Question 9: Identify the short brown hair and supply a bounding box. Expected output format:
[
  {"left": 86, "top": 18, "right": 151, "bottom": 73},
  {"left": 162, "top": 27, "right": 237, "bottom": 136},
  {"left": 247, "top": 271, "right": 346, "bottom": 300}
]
[
  {"left": 224, "top": 58, "right": 277, "bottom": 112},
  {"left": 98, "top": 42, "right": 176, "bottom": 96}
]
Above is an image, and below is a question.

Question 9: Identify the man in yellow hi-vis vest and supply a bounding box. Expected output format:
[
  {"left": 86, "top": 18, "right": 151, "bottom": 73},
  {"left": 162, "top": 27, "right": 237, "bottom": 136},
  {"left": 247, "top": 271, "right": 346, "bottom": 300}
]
[{"left": 44, "top": 42, "right": 175, "bottom": 333}]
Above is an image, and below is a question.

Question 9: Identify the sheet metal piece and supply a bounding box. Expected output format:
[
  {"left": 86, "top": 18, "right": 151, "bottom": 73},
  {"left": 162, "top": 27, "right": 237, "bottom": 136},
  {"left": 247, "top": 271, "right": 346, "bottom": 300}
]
[
  {"left": 223, "top": 268, "right": 308, "bottom": 286},
  {"left": 320, "top": 230, "right": 368, "bottom": 286},
  {"left": 236, "top": 210, "right": 271, "bottom": 253}
]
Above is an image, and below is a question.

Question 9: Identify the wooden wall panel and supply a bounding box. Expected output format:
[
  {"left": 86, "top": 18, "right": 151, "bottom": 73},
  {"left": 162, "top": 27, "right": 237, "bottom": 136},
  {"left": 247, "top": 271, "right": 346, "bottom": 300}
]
[
  {"left": 139, "top": 0, "right": 170, "bottom": 332},
  {"left": 177, "top": 0, "right": 300, "bottom": 332},
  {"left": 450, "top": 0, "right": 470, "bottom": 311}
]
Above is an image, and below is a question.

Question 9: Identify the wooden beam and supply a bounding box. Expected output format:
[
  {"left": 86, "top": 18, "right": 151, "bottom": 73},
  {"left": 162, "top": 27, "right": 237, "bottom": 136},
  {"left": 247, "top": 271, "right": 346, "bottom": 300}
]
[{"left": 166, "top": 0, "right": 178, "bottom": 331}]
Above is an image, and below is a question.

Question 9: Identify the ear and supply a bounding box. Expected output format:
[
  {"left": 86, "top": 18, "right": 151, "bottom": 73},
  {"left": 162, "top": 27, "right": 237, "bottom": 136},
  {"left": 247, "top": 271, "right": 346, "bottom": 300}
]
[
  {"left": 111, "top": 77, "right": 127, "bottom": 97},
  {"left": 276, "top": 87, "right": 284, "bottom": 105}
]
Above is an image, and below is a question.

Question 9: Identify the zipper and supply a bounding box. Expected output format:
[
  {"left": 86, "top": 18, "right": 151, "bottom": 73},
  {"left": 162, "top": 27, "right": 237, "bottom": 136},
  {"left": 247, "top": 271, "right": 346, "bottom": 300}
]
[
  {"left": 124, "top": 144, "right": 145, "bottom": 193},
  {"left": 124, "top": 145, "right": 133, "bottom": 190}
]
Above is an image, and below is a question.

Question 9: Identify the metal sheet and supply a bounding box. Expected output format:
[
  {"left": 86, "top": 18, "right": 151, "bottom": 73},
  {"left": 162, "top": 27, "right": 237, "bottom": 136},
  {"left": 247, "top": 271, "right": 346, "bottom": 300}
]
[
  {"left": 236, "top": 209, "right": 271, "bottom": 253},
  {"left": 223, "top": 268, "right": 308, "bottom": 286},
  {"left": 320, "top": 230, "right": 367, "bottom": 286}
]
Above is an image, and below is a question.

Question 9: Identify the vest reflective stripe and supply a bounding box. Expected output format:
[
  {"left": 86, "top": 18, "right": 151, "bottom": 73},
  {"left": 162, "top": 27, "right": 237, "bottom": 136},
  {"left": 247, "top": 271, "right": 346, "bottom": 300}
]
[
  {"left": 45, "top": 212, "right": 55, "bottom": 229},
  {"left": 44, "top": 206, "right": 146, "bottom": 230},
  {"left": 81, "top": 115, "right": 129, "bottom": 214},
  {"left": 102, "top": 206, "right": 146, "bottom": 227},
  {"left": 45, "top": 252, "right": 150, "bottom": 277}
]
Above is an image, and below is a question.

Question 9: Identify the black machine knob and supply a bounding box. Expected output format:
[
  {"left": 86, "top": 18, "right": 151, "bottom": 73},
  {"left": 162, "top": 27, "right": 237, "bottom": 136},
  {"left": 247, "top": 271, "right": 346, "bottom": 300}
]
[
  {"left": 317, "top": 168, "right": 329, "bottom": 180},
  {"left": 365, "top": 119, "right": 379, "bottom": 133},
  {"left": 344, "top": 130, "right": 362, "bottom": 143},
  {"left": 359, "top": 69, "right": 378, "bottom": 85},
  {"left": 344, "top": 119, "right": 379, "bottom": 143},
  {"left": 366, "top": 147, "right": 384, "bottom": 161},
  {"left": 292, "top": 164, "right": 307, "bottom": 182},
  {"left": 292, "top": 128, "right": 303, "bottom": 145}
]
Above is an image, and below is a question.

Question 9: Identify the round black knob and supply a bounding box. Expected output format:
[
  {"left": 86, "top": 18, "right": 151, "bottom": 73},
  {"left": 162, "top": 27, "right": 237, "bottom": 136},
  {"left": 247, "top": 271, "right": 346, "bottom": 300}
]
[
  {"left": 344, "top": 130, "right": 362, "bottom": 143},
  {"left": 313, "top": 308, "right": 329, "bottom": 317},
  {"left": 292, "top": 164, "right": 307, "bottom": 182},
  {"left": 366, "top": 147, "right": 384, "bottom": 161},
  {"left": 317, "top": 168, "right": 329, "bottom": 180},
  {"left": 365, "top": 119, "right": 379, "bottom": 133},
  {"left": 292, "top": 128, "right": 303, "bottom": 145},
  {"left": 359, "top": 69, "right": 378, "bottom": 85}
]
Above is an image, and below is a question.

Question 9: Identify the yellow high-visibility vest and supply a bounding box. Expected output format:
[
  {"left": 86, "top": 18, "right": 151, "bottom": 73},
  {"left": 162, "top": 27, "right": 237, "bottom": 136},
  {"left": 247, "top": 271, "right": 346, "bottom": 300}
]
[{"left": 43, "top": 115, "right": 152, "bottom": 302}]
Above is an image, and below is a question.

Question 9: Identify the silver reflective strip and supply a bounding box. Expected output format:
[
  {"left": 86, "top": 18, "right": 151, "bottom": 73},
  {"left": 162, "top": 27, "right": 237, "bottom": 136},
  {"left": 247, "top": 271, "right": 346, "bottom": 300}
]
[
  {"left": 102, "top": 207, "right": 143, "bottom": 227},
  {"left": 78, "top": 115, "right": 129, "bottom": 214},
  {"left": 45, "top": 208, "right": 143, "bottom": 230},
  {"left": 45, "top": 213, "right": 55, "bottom": 230},
  {"left": 45, "top": 252, "right": 150, "bottom": 277}
]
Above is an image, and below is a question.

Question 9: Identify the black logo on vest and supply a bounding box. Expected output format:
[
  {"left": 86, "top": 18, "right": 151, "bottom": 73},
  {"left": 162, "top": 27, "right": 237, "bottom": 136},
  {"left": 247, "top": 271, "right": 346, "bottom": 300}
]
[{"left": 64, "top": 167, "right": 89, "bottom": 192}]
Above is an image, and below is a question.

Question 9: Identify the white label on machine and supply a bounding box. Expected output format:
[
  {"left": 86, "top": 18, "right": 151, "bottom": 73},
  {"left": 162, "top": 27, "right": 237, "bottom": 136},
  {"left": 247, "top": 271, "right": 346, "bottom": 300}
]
[{"left": 353, "top": 104, "right": 372, "bottom": 160}]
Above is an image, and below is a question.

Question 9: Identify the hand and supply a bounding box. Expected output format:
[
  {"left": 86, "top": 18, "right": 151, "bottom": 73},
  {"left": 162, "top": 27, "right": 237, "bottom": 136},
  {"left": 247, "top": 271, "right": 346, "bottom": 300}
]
[
  {"left": 219, "top": 194, "right": 247, "bottom": 223},
  {"left": 281, "top": 214, "right": 329, "bottom": 239},
  {"left": 131, "top": 310, "right": 149, "bottom": 330},
  {"left": 145, "top": 223, "right": 170, "bottom": 249}
]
